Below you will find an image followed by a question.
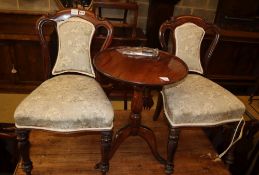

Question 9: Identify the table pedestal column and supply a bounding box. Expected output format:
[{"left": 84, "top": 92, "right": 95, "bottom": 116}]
[{"left": 109, "top": 86, "right": 165, "bottom": 164}]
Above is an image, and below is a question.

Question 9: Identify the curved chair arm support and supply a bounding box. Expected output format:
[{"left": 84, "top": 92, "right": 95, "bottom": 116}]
[
  {"left": 159, "top": 20, "right": 173, "bottom": 52},
  {"left": 36, "top": 17, "right": 56, "bottom": 80}
]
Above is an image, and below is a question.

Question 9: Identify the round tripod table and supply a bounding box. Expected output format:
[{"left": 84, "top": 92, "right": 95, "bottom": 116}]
[{"left": 93, "top": 47, "right": 188, "bottom": 163}]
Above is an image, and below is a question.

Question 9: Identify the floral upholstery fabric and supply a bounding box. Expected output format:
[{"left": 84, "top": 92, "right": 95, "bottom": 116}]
[
  {"left": 175, "top": 23, "right": 205, "bottom": 74},
  {"left": 52, "top": 17, "right": 96, "bottom": 77},
  {"left": 14, "top": 75, "right": 114, "bottom": 132},
  {"left": 162, "top": 74, "right": 245, "bottom": 127}
]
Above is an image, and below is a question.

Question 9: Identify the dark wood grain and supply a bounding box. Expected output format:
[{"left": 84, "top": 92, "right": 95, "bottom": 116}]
[
  {"left": 14, "top": 110, "right": 231, "bottom": 175},
  {"left": 16, "top": 129, "right": 32, "bottom": 175},
  {"left": 0, "top": 0, "right": 63, "bottom": 93},
  {"left": 215, "top": 0, "right": 259, "bottom": 31},
  {"left": 94, "top": 47, "right": 188, "bottom": 86},
  {"left": 146, "top": 0, "right": 180, "bottom": 48},
  {"left": 0, "top": 13, "right": 49, "bottom": 93}
]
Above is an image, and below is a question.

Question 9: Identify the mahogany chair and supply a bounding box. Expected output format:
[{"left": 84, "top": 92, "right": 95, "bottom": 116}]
[
  {"left": 153, "top": 16, "right": 246, "bottom": 174},
  {"left": 14, "top": 9, "right": 114, "bottom": 175}
]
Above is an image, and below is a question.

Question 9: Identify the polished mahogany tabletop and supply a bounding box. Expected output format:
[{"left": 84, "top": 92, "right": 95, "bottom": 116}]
[{"left": 93, "top": 47, "right": 188, "bottom": 87}]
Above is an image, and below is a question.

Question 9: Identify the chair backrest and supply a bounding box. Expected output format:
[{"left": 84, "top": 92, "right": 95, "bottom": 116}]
[
  {"left": 92, "top": 0, "right": 138, "bottom": 38},
  {"left": 37, "top": 8, "right": 113, "bottom": 79},
  {"left": 159, "top": 15, "right": 220, "bottom": 75}
]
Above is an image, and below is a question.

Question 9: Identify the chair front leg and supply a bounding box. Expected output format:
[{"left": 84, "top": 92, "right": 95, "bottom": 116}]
[
  {"left": 16, "top": 129, "right": 32, "bottom": 175},
  {"left": 97, "top": 131, "right": 113, "bottom": 175},
  {"left": 165, "top": 127, "right": 180, "bottom": 175}
]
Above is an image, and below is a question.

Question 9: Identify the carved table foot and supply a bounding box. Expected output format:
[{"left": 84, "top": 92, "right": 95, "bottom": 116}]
[{"left": 138, "top": 125, "right": 166, "bottom": 164}]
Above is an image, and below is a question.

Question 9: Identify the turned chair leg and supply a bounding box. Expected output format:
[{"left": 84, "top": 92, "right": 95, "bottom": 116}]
[
  {"left": 224, "top": 145, "right": 236, "bottom": 167},
  {"left": 223, "top": 123, "right": 241, "bottom": 168},
  {"left": 16, "top": 129, "right": 32, "bottom": 175},
  {"left": 165, "top": 127, "right": 180, "bottom": 175},
  {"left": 153, "top": 93, "right": 163, "bottom": 121},
  {"left": 96, "top": 131, "right": 113, "bottom": 175}
]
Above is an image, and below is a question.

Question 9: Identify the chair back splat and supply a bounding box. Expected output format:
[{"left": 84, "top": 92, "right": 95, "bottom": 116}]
[
  {"left": 37, "top": 9, "right": 113, "bottom": 79},
  {"left": 159, "top": 15, "right": 220, "bottom": 75}
]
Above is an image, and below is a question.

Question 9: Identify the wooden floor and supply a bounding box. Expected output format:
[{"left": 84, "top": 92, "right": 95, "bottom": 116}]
[{"left": 14, "top": 110, "right": 230, "bottom": 175}]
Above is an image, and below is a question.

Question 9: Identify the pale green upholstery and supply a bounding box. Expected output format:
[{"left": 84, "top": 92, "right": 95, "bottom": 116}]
[
  {"left": 161, "top": 19, "right": 245, "bottom": 127},
  {"left": 14, "top": 9, "right": 114, "bottom": 175},
  {"left": 52, "top": 17, "right": 96, "bottom": 77},
  {"left": 158, "top": 16, "right": 245, "bottom": 175},
  {"left": 14, "top": 75, "right": 114, "bottom": 132},
  {"left": 162, "top": 74, "right": 245, "bottom": 127},
  {"left": 175, "top": 23, "right": 205, "bottom": 74}
]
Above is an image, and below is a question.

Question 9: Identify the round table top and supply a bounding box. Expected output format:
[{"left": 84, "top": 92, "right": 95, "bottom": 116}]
[{"left": 93, "top": 47, "right": 188, "bottom": 86}]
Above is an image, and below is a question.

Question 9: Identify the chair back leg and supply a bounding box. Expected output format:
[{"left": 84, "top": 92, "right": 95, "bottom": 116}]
[
  {"left": 153, "top": 93, "right": 163, "bottom": 121},
  {"left": 165, "top": 127, "right": 180, "bottom": 175},
  {"left": 16, "top": 129, "right": 32, "bottom": 175},
  {"left": 223, "top": 123, "right": 241, "bottom": 167}
]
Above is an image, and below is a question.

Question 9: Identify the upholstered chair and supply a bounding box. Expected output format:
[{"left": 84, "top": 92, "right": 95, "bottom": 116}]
[
  {"left": 152, "top": 16, "right": 245, "bottom": 174},
  {"left": 14, "top": 9, "right": 114, "bottom": 175}
]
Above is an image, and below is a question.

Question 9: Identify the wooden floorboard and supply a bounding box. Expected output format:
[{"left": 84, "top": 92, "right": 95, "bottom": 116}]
[{"left": 14, "top": 110, "right": 230, "bottom": 175}]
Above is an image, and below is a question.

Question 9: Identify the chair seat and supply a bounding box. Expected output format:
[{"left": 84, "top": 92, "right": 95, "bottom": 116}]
[
  {"left": 14, "top": 75, "right": 114, "bottom": 132},
  {"left": 162, "top": 74, "right": 245, "bottom": 127}
]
